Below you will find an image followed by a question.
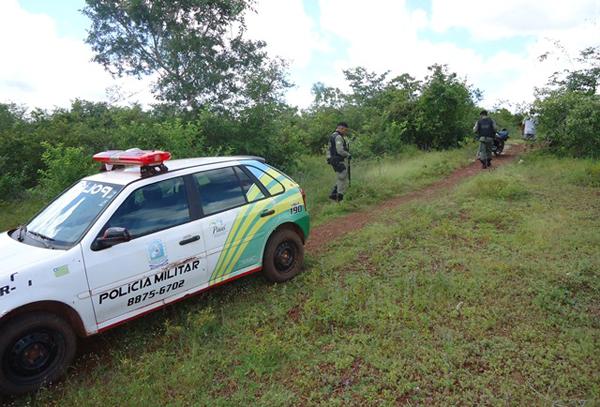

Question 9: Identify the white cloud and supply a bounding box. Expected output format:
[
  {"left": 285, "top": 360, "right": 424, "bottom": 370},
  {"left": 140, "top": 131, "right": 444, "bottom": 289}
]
[
  {"left": 318, "top": 0, "right": 423, "bottom": 72},
  {"left": 245, "top": 0, "right": 329, "bottom": 67},
  {"left": 0, "top": 0, "right": 154, "bottom": 110},
  {"left": 430, "top": 0, "right": 600, "bottom": 40},
  {"left": 311, "top": 0, "right": 600, "bottom": 109},
  {"left": 426, "top": 0, "right": 600, "bottom": 106},
  {"left": 244, "top": 0, "right": 331, "bottom": 108}
]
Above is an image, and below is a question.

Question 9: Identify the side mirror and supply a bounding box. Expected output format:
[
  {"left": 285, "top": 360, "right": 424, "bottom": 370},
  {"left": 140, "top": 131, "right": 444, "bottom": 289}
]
[{"left": 93, "top": 227, "right": 131, "bottom": 250}]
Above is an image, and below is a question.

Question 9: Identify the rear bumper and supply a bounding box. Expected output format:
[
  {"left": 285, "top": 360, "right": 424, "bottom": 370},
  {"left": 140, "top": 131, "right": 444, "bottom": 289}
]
[{"left": 295, "top": 213, "right": 310, "bottom": 242}]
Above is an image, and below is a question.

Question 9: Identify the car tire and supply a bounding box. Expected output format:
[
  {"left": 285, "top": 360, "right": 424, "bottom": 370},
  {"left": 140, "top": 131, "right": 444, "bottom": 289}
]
[
  {"left": 0, "top": 312, "right": 76, "bottom": 395},
  {"left": 262, "top": 228, "right": 304, "bottom": 283}
]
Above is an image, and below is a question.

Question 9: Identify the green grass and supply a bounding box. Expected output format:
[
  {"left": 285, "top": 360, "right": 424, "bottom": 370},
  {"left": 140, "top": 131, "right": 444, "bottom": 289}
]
[
  {"left": 4, "top": 151, "right": 598, "bottom": 406},
  {"left": 293, "top": 144, "right": 475, "bottom": 225}
]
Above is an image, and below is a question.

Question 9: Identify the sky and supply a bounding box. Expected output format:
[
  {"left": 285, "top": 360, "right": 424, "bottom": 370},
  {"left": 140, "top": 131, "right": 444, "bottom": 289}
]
[{"left": 1, "top": 0, "right": 599, "bottom": 111}]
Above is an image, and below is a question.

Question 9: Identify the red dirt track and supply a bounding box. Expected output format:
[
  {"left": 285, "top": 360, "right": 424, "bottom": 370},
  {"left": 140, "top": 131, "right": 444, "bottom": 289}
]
[{"left": 306, "top": 144, "right": 525, "bottom": 255}]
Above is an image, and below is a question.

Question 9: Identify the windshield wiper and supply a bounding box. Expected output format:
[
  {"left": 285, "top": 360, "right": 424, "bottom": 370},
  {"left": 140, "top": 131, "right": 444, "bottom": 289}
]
[
  {"left": 28, "top": 230, "right": 55, "bottom": 241},
  {"left": 27, "top": 230, "right": 55, "bottom": 248}
]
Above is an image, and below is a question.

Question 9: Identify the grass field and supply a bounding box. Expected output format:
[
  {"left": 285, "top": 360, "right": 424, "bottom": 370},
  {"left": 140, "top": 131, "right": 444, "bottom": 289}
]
[
  {"left": 3, "top": 148, "right": 599, "bottom": 406},
  {"left": 293, "top": 145, "right": 475, "bottom": 226}
]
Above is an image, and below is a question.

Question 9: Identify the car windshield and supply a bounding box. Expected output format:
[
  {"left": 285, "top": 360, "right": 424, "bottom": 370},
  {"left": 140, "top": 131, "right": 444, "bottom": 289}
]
[{"left": 25, "top": 180, "right": 122, "bottom": 248}]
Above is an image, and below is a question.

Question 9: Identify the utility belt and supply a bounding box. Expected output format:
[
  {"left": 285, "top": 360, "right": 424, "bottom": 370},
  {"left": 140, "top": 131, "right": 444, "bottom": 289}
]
[
  {"left": 478, "top": 136, "right": 494, "bottom": 142},
  {"left": 327, "top": 156, "right": 346, "bottom": 172}
]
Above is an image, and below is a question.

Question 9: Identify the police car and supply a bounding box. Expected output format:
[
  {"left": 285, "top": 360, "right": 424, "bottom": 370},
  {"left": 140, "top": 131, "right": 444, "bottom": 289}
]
[{"left": 0, "top": 149, "right": 309, "bottom": 394}]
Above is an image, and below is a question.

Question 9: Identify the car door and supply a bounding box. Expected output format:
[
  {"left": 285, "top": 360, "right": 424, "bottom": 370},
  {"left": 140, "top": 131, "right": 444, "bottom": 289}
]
[
  {"left": 81, "top": 175, "right": 208, "bottom": 327},
  {"left": 189, "top": 166, "right": 271, "bottom": 285}
]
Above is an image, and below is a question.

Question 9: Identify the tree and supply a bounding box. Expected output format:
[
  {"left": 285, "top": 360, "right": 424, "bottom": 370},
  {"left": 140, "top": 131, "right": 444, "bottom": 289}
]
[
  {"left": 83, "top": 0, "right": 290, "bottom": 111},
  {"left": 541, "top": 45, "right": 600, "bottom": 95},
  {"left": 343, "top": 67, "right": 390, "bottom": 106},
  {"left": 535, "top": 45, "right": 600, "bottom": 158},
  {"left": 310, "top": 82, "right": 347, "bottom": 110},
  {"left": 413, "top": 65, "right": 475, "bottom": 150}
]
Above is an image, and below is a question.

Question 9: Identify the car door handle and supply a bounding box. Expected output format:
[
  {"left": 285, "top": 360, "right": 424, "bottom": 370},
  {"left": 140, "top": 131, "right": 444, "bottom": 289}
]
[
  {"left": 179, "top": 235, "right": 201, "bottom": 245},
  {"left": 260, "top": 209, "right": 275, "bottom": 217}
]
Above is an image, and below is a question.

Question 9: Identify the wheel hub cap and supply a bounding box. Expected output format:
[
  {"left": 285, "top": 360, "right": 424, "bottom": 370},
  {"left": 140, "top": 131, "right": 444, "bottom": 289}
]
[
  {"left": 10, "top": 332, "right": 56, "bottom": 376},
  {"left": 275, "top": 242, "right": 296, "bottom": 272}
]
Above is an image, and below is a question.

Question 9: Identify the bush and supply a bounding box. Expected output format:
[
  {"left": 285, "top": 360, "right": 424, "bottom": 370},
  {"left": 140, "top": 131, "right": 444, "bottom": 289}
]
[
  {"left": 537, "top": 91, "right": 600, "bottom": 158},
  {"left": 413, "top": 65, "right": 475, "bottom": 150},
  {"left": 570, "top": 161, "right": 600, "bottom": 187},
  {"left": 36, "top": 142, "right": 96, "bottom": 199},
  {"left": 0, "top": 172, "right": 26, "bottom": 202}
]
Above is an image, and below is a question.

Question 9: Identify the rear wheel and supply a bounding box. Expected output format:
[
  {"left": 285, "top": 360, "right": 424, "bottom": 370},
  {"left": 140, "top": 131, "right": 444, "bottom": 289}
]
[
  {"left": 494, "top": 140, "right": 504, "bottom": 156},
  {"left": 0, "top": 312, "right": 76, "bottom": 395},
  {"left": 263, "top": 228, "right": 304, "bottom": 283}
]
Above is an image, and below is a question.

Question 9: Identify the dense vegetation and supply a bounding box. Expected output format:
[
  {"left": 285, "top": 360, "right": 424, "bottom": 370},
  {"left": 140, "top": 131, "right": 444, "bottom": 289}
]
[
  {"left": 0, "top": 62, "right": 488, "bottom": 202},
  {"left": 535, "top": 46, "right": 600, "bottom": 158}
]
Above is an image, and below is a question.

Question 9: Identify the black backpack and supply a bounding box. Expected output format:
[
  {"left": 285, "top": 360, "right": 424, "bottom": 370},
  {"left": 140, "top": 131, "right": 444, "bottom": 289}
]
[{"left": 477, "top": 117, "right": 495, "bottom": 138}]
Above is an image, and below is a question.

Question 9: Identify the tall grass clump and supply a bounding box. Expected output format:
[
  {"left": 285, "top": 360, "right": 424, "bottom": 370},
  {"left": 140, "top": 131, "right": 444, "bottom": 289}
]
[{"left": 459, "top": 170, "right": 530, "bottom": 201}]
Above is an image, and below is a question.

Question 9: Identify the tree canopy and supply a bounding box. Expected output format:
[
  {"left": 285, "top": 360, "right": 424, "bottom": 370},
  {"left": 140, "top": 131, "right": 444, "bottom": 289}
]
[{"left": 83, "top": 0, "right": 291, "bottom": 111}]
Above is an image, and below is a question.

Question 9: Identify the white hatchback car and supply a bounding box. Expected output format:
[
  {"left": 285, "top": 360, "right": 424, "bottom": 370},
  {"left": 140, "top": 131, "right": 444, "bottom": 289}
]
[{"left": 0, "top": 149, "right": 309, "bottom": 394}]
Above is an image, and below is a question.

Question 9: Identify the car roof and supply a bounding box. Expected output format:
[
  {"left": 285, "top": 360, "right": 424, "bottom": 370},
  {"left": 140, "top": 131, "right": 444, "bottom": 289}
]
[{"left": 84, "top": 155, "right": 265, "bottom": 186}]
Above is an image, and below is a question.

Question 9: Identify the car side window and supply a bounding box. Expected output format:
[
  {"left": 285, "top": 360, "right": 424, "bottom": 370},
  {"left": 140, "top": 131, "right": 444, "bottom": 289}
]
[
  {"left": 106, "top": 177, "right": 190, "bottom": 238},
  {"left": 244, "top": 165, "right": 285, "bottom": 195},
  {"left": 193, "top": 167, "right": 247, "bottom": 215},
  {"left": 234, "top": 167, "right": 266, "bottom": 203}
]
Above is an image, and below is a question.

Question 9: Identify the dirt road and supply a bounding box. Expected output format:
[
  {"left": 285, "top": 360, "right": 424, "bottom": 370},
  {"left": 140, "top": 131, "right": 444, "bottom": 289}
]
[{"left": 306, "top": 144, "right": 525, "bottom": 254}]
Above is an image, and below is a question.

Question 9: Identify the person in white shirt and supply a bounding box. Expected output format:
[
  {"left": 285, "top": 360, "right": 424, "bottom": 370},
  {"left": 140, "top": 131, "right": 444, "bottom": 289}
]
[{"left": 522, "top": 112, "right": 537, "bottom": 141}]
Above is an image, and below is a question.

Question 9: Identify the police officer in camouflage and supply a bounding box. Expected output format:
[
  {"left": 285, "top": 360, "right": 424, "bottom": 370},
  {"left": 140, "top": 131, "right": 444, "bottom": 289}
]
[
  {"left": 326, "top": 122, "right": 351, "bottom": 201},
  {"left": 473, "top": 110, "right": 498, "bottom": 169}
]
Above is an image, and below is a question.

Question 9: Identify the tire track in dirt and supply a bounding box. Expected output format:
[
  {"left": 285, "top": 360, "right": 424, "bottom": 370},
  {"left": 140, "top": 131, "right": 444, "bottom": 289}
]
[{"left": 306, "top": 144, "right": 525, "bottom": 255}]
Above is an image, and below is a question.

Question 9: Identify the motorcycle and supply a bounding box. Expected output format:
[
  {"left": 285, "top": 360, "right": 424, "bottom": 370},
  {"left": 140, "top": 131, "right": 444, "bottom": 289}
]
[{"left": 492, "top": 128, "right": 509, "bottom": 156}]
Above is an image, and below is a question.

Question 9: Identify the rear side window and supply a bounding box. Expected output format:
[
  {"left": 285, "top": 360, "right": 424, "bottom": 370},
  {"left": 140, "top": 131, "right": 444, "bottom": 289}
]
[
  {"left": 235, "top": 167, "right": 266, "bottom": 203},
  {"left": 193, "top": 167, "right": 247, "bottom": 215},
  {"left": 106, "top": 177, "right": 190, "bottom": 238},
  {"left": 245, "top": 165, "right": 285, "bottom": 196}
]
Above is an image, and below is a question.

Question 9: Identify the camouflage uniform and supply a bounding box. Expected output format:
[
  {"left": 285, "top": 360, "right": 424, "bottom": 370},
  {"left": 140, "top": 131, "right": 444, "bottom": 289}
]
[
  {"left": 326, "top": 130, "right": 350, "bottom": 201},
  {"left": 473, "top": 113, "right": 497, "bottom": 169}
]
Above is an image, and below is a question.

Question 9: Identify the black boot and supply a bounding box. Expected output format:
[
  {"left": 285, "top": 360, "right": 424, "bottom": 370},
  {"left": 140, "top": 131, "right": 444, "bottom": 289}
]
[
  {"left": 336, "top": 193, "right": 344, "bottom": 202},
  {"left": 480, "top": 158, "right": 487, "bottom": 169},
  {"left": 487, "top": 159, "right": 492, "bottom": 167},
  {"left": 329, "top": 185, "right": 338, "bottom": 200}
]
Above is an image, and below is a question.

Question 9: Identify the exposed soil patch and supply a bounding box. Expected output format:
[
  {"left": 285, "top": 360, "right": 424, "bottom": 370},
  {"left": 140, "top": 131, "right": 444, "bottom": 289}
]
[{"left": 306, "top": 144, "right": 525, "bottom": 255}]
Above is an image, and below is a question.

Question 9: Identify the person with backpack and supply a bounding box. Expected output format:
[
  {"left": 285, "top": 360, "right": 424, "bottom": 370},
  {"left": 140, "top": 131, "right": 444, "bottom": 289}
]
[
  {"left": 473, "top": 110, "right": 498, "bottom": 169},
  {"left": 326, "top": 122, "right": 351, "bottom": 201}
]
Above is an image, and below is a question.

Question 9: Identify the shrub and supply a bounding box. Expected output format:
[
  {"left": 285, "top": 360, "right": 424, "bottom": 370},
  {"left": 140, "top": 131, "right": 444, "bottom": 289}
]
[
  {"left": 413, "top": 65, "right": 475, "bottom": 150},
  {"left": 0, "top": 172, "right": 26, "bottom": 202},
  {"left": 36, "top": 142, "right": 96, "bottom": 199},
  {"left": 461, "top": 173, "right": 530, "bottom": 201},
  {"left": 537, "top": 91, "right": 600, "bottom": 158},
  {"left": 570, "top": 161, "right": 600, "bottom": 187}
]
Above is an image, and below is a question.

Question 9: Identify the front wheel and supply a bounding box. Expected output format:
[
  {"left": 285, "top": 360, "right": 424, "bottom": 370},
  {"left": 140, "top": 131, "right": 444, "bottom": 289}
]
[
  {"left": 0, "top": 312, "right": 76, "bottom": 395},
  {"left": 262, "top": 228, "right": 304, "bottom": 283}
]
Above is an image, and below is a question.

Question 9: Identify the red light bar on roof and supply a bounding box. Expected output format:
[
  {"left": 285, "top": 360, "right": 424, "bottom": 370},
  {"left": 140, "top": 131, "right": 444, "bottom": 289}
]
[{"left": 93, "top": 148, "right": 171, "bottom": 167}]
